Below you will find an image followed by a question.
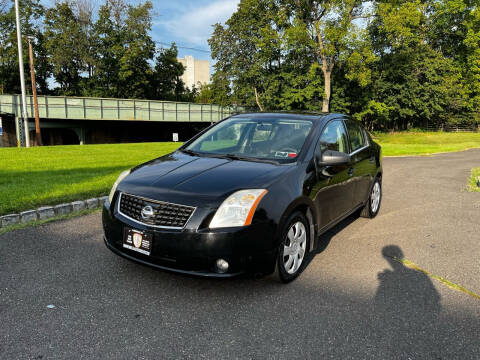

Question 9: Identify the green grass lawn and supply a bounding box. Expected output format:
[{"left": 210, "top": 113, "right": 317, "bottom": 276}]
[
  {"left": 0, "top": 142, "right": 180, "bottom": 215},
  {"left": 374, "top": 131, "right": 480, "bottom": 156},
  {"left": 468, "top": 168, "right": 480, "bottom": 192},
  {"left": 1, "top": 131, "right": 480, "bottom": 216}
]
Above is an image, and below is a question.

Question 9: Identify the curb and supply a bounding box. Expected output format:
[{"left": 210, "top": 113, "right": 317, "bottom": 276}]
[{"left": 0, "top": 196, "right": 108, "bottom": 228}]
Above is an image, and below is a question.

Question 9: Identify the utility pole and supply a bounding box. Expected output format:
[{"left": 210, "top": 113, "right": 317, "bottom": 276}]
[
  {"left": 14, "top": 0, "right": 30, "bottom": 148},
  {"left": 28, "top": 37, "right": 42, "bottom": 145}
]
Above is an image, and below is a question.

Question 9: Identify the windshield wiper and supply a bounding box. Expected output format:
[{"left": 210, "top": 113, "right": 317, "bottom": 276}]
[
  {"left": 180, "top": 149, "right": 200, "bottom": 156},
  {"left": 223, "top": 153, "right": 279, "bottom": 165},
  {"left": 224, "top": 153, "right": 245, "bottom": 160}
]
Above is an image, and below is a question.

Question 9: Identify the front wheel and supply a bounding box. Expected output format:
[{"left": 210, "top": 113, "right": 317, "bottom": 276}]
[
  {"left": 361, "top": 178, "right": 382, "bottom": 218},
  {"left": 273, "top": 211, "right": 310, "bottom": 283}
]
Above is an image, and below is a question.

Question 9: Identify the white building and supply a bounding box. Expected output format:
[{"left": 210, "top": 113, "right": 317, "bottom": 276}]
[{"left": 178, "top": 56, "right": 210, "bottom": 90}]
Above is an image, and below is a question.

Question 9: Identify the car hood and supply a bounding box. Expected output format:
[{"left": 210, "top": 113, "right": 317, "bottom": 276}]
[{"left": 117, "top": 151, "right": 292, "bottom": 207}]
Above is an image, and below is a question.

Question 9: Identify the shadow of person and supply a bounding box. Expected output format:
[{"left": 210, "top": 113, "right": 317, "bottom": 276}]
[{"left": 374, "top": 245, "right": 442, "bottom": 358}]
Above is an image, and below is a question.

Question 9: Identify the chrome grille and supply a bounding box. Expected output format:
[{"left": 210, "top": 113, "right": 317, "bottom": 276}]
[{"left": 118, "top": 193, "right": 195, "bottom": 228}]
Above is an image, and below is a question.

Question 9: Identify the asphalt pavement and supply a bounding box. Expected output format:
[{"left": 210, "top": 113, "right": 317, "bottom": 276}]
[{"left": 1, "top": 149, "right": 480, "bottom": 359}]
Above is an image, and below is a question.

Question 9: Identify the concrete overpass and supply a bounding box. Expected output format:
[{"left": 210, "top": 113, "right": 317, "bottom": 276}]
[{"left": 0, "top": 94, "right": 242, "bottom": 146}]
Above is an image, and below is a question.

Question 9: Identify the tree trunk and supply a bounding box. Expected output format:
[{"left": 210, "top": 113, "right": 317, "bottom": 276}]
[
  {"left": 254, "top": 87, "right": 264, "bottom": 111},
  {"left": 322, "top": 69, "right": 331, "bottom": 113}
]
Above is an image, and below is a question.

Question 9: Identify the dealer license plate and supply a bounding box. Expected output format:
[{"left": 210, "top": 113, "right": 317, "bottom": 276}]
[{"left": 123, "top": 228, "right": 153, "bottom": 256}]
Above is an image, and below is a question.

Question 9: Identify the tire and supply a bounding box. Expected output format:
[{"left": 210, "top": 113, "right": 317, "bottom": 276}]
[
  {"left": 273, "top": 211, "right": 310, "bottom": 283},
  {"left": 361, "top": 178, "right": 382, "bottom": 218}
]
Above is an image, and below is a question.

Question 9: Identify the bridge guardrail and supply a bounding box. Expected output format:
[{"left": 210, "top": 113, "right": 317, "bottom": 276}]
[{"left": 0, "top": 94, "right": 244, "bottom": 122}]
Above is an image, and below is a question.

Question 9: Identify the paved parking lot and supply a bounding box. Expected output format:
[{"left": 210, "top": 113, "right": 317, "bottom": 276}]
[{"left": 1, "top": 149, "right": 479, "bottom": 359}]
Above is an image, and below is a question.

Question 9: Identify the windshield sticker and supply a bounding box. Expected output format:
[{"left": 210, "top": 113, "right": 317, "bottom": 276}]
[
  {"left": 274, "top": 151, "right": 289, "bottom": 158},
  {"left": 288, "top": 153, "right": 297, "bottom": 158}
]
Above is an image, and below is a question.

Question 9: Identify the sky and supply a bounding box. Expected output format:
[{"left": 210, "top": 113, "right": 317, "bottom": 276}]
[
  {"left": 151, "top": 0, "right": 240, "bottom": 62},
  {"left": 40, "top": 0, "right": 240, "bottom": 63}
]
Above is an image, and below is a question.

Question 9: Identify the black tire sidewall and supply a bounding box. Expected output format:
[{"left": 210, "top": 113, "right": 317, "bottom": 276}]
[{"left": 276, "top": 211, "right": 310, "bottom": 283}]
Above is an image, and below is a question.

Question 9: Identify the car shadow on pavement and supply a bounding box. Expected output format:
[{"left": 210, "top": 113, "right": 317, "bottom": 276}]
[{"left": 314, "top": 211, "right": 360, "bottom": 255}]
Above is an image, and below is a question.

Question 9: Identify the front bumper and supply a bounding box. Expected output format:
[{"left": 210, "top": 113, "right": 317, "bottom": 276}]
[{"left": 102, "top": 202, "right": 277, "bottom": 277}]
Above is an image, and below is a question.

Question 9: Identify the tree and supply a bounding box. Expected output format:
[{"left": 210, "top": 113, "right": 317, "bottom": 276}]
[
  {"left": 288, "top": 0, "right": 375, "bottom": 112},
  {"left": 209, "top": 0, "right": 374, "bottom": 112},
  {"left": 44, "top": 1, "right": 89, "bottom": 95},
  {"left": 365, "top": 0, "right": 471, "bottom": 129},
  {"left": 209, "top": 0, "right": 283, "bottom": 110},
  {"left": 91, "top": 0, "right": 125, "bottom": 97},
  {"left": 461, "top": 2, "right": 480, "bottom": 114},
  {"left": 91, "top": 0, "right": 154, "bottom": 99},
  {"left": 0, "top": 0, "right": 48, "bottom": 94},
  {"left": 195, "top": 72, "right": 233, "bottom": 106},
  {"left": 195, "top": 83, "right": 215, "bottom": 104},
  {"left": 118, "top": 1, "right": 154, "bottom": 99},
  {"left": 151, "top": 44, "right": 186, "bottom": 101}
]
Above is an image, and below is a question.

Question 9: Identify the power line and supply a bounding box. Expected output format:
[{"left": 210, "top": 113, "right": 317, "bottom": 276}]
[{"left": 154, "top": 41, "right": 210, "bottom": 54}]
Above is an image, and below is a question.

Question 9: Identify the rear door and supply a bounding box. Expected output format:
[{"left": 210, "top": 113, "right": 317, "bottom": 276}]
[
  {"left": 313, "top": 120, "right": 355, "bottom": 229},
  {"left": 343, "top": 119, "right": 373, "bottom": 207}
]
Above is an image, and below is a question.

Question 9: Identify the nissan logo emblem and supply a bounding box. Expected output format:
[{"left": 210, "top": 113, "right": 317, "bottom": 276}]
[{"left": 141, "top": 205, "right": 154, "bottom": 220}]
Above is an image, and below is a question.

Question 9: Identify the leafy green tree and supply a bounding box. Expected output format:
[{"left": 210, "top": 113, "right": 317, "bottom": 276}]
[
  {"left": 44, "top": 1, "right": 89, "bottom": 95},
  {"left": 209, "top": 71, "right": 233, "bottom": 106},
  {"left": 287, "top": 0, "right": 376, "bottom": 112},
  {"left": 210, "top": 0, "right": 285, "bottom": 110},
  {"left": 91, "top": 0, "right": 154, "bottom": 99},
  {"left": 209, "top": 0, "right": 374, "bottom": 112},
  {"left": 195, "top": 72, "right": 233, "bottom": 106},
  {"left": 462, "top": 3, "right": 480, "bottom": 113},
  {"left": 90, "top": 0, "right": 125, "bottom": 97},
  {"left": 195, "top": 83, "right": 215, "bottom": 104},
  {"left": 150, "top": 44, "right": 186, "bottom": 101},
  {"left": 31, "top": 32, "right": 51, "bottom": 95},
  {"left": 0, "top": 0, "right": 48, "bottom": 94},
  {"left": 367, "top": 0, "right": 471, "bottom": 129},
  {"left": 118, "top": 1, "right": 154, "bottom": 99}
]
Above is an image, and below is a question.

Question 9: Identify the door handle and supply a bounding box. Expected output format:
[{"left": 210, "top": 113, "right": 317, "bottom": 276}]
[{"left": 348, "top": 167, "right": 354, "bottom": 176}]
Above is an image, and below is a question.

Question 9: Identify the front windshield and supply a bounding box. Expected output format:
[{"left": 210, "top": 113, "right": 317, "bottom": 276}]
[{"left": 184, "top": 117, "right": 314, "bottom": 163}]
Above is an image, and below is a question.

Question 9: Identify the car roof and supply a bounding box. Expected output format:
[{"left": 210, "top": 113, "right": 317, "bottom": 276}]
[{"left": 230, "top": 111, "right": 346, "bottom": 121}]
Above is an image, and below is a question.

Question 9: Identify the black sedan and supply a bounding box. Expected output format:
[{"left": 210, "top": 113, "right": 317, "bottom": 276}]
[{"left": 102, "top": 112, "right": 382, "bottom": 282}]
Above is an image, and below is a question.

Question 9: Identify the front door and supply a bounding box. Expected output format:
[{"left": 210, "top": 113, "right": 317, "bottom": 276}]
[{"left": 312, "top": 120, "right": 355, "bottom": 230}]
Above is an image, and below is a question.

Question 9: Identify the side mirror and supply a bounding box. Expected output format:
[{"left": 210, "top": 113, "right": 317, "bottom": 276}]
[{"left": 317, "top": 150, "right": 350, "bottom": 166}]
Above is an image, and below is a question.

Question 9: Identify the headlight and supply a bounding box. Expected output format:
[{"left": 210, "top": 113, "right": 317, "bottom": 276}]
[
  {"left": 209, "top": 189, "right": 268, "bottom": 228},
  {"left": 108, "top": 169, "right": 131, "bottom": 204}
]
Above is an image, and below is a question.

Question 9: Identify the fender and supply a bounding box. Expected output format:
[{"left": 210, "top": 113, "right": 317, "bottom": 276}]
[{"left": 276, "top": 195, "right": 318, "bottom": 253}]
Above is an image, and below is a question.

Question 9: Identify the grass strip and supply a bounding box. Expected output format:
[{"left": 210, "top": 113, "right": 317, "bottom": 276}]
[
  {"left": 0, "top": 142, "right": 181, "bottom": 215},
  {"left": 374, "top": 132, "right": 480, "bottom": 156},
  {"left": 467, "top": 168, "right": 480, "bottom": 192},
  {"left": 388, "top": 256, "right": 480, "bottom": 301},
  {"left": 0, "top": 208, "right": 101, "bottom": 235}
]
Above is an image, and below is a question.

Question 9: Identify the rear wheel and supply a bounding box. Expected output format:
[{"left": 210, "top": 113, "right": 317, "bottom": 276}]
[
  {"left": 361, "top": 178, "right": 382, "bottom": 218},
  {"left": 273, "top": 211, "right": 310, "bottom": 283}
]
